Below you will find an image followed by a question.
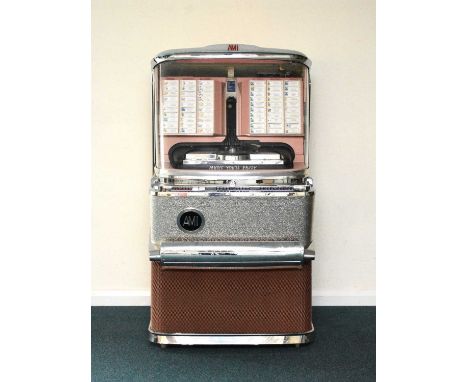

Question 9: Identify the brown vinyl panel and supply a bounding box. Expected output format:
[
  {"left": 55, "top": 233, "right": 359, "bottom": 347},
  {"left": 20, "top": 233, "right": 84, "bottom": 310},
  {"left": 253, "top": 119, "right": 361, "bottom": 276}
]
[{"left": 150, "top": 262, "right": 312, "bottom": 334}]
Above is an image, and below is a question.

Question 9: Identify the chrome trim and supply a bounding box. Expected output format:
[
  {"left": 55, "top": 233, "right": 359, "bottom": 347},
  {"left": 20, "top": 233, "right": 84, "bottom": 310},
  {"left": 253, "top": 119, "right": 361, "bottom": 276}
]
[
  {"left": 304, "top": 176, "right": 314, "bottom": 188},
  {"left": 152, "top": 67, "right": 160, "bottom": 170},
  {"left": 149, "top": 326, "right": 314, "bottom": 346},
  {"left": 149, "top": 241, "right": 314, "bottom": 266},
  {"left": 154, "top": 168, "right": 308, "bottom": 181},
  {"left": 153, "top": 191, "right": 309, "bottom": 197},
  {"left": 154, "top": 44, "right": 308, "bottom": 59},
  {"left": 305, "top": 71, "right": 311, "bottom": 167},
  {"left": 150, "top": 182, "right": 314, "bottom": 197},
  {"left": 152, "top": 53, "right": 311, "bottom": 69},
  {"left": 304, "top": 249, "right": 316, "bottom": 260},
  {"left": 150, "top": 177, "right": 314, "bottom": 197}
]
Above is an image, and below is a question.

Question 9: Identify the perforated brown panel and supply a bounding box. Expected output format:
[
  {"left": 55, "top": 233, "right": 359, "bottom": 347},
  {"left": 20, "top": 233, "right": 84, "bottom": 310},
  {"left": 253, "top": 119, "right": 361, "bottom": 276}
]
[{"left": 150, "top": 262, "right": 312, "bottom": 334}]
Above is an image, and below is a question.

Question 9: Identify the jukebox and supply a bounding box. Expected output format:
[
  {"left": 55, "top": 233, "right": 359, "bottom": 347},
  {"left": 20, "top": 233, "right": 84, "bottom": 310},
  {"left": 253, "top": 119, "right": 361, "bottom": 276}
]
[{"left": 148, "top": 44, "right": 315, "bottom": 346}]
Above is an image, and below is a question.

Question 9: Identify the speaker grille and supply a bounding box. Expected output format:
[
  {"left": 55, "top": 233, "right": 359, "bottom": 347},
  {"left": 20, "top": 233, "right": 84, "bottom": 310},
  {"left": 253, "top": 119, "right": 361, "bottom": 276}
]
[{"left": 150, "top": 262, "right": 312, "bottom": 334}]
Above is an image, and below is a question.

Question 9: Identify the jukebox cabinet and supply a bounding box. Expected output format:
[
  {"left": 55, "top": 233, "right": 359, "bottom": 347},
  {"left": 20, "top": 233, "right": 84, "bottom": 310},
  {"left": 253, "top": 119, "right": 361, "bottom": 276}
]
[{"left": 148, "top": 44, "right": 315, "bottom": 346}]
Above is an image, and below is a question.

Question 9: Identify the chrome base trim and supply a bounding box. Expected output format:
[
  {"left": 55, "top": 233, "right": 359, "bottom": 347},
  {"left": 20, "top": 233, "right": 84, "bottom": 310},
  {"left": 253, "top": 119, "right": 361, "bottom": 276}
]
[{"left": 148, "top": 326, "right": 314, "bottom": 346}]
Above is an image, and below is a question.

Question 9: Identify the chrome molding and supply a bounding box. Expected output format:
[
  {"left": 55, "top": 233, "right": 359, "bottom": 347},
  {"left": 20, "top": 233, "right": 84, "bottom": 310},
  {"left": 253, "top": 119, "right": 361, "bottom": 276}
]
[
  {"left": 153, "top": 53, "right": 311, "bottom": 68},
  {"left": 152, "top": 44, "right": 311, "bottom": 69},
  {"left": 152, "top": 190, "right": 312, "bottom": 197},
  {"left": 150, "top": 176, "right": 315, "bottom": 197},
  {"left": 154, "top": 168, "right": 309, "bottom": 182},
  {"left": 150, "top": 241, "right": 314, "bottom": 266},
  {"left": 149, "top": 326, "right": 315, "bottom": 346}
]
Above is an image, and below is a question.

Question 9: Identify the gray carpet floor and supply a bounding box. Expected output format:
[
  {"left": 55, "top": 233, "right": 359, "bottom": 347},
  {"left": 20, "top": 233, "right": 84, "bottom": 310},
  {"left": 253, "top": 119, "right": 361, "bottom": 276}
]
[{"left": 92, "top": 306, "right": 375, "bottom": 382}]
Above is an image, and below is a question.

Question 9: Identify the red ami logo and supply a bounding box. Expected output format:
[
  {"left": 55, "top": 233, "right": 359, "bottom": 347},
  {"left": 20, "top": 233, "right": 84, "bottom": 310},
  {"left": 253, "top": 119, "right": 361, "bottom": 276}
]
[{"left": 228, "top": 44, "right": 239, "bottom": 51}]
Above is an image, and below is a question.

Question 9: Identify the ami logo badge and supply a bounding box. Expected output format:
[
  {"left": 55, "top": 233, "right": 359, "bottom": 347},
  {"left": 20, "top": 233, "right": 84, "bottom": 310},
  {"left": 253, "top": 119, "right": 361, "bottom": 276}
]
[
  {"left": 227, "top": 44, "right": 239, "bottom": 51},
  {"left": 177, "top": 209, "right": 204, "bottom": 232}
]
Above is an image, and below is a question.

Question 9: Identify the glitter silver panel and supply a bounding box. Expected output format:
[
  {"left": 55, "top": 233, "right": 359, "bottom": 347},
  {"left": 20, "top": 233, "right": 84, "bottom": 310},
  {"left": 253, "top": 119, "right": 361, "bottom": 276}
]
[{"left": 151, "top": 194, "right": 313, "bottom": 247}]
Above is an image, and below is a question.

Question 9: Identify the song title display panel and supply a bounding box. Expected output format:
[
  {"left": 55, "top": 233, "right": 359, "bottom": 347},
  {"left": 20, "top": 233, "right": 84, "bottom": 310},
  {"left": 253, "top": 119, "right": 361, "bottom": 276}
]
[{"left": 160, "top": 79, "right": 215, "bottom": 135}]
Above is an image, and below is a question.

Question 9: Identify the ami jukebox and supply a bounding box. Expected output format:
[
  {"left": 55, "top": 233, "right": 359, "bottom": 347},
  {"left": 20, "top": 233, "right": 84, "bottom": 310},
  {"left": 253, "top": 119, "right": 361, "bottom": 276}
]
[{"left": 148, "top": 44, "right": 315, "bottom": 346}]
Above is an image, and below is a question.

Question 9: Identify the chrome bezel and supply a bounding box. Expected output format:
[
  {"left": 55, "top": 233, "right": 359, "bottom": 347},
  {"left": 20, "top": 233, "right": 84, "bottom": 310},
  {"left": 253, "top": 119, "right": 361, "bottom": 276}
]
[{"left": 148, "top": 325, "right": 315, "bottom": 346}]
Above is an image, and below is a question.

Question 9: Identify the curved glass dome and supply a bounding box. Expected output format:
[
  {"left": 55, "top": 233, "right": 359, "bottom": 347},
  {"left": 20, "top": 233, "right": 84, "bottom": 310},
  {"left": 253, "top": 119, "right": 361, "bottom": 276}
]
[{"left": 152, "top": 45, "right": 311, "bottom": 180}]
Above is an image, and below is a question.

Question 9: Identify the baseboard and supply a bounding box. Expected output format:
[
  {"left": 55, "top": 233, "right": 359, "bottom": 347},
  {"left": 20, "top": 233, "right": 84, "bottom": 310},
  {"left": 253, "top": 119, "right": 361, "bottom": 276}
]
[
  {"left": 91, "top": 290, "right": 376, "bottom": 306},
  {"left": 312, "top": 291, "right": 376, "bottom": 306}
]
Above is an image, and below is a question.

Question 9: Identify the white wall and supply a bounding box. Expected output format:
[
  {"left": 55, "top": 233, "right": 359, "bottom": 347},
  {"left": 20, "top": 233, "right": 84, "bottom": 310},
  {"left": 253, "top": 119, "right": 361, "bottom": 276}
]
[{"left": 92, "top": 0, "right": 375, "bottom": 305}]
